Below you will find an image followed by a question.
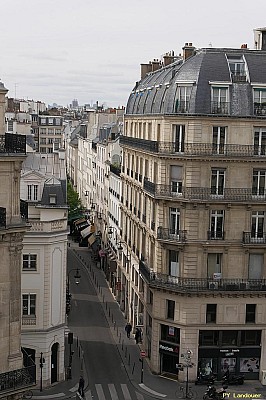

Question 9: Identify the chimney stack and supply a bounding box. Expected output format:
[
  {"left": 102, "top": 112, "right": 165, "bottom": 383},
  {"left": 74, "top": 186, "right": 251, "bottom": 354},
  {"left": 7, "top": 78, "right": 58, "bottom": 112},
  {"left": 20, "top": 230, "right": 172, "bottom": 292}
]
[
  {"left": 151, "top": 59, "right": 161, "bottom": 72},
  {"left": 140, "top": 62, "right": 152, "bottom": 79},
  {"left": 241, "top": 44, "right": 248, "bottom": 49},
  {"left": 163, "top": 51, "right": 175, "bottom": 66},
  {"left": 182, "top": 42, "right": 196, "bottom": 60}
]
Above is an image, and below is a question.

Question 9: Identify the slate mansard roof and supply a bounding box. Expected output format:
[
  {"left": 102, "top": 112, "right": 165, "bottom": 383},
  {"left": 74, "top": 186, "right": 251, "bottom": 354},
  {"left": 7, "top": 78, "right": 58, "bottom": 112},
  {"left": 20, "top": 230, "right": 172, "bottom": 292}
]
[{"left": 126, "top": 48, "right": 266, "bottom": 117}]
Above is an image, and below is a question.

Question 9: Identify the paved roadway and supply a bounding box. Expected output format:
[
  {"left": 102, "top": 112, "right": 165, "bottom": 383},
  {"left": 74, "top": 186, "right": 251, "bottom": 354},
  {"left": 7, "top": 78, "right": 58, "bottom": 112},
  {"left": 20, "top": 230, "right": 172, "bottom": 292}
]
[{"left": 67, "top": 248, "right": 151, "bottom": 400}]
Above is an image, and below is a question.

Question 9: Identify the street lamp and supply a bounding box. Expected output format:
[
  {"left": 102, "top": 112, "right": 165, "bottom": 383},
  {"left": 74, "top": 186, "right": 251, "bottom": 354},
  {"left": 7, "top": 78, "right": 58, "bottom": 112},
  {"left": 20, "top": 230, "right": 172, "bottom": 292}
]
[{"left": 179, "top": 349, "right": 194, "bottom": 398}]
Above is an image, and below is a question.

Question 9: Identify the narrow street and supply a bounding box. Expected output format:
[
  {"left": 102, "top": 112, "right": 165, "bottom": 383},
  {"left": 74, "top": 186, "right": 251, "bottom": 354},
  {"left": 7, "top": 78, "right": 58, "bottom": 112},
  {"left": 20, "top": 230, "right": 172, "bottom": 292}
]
[{"left": 67, "top": 247, "right": 150, "bottom": 400}]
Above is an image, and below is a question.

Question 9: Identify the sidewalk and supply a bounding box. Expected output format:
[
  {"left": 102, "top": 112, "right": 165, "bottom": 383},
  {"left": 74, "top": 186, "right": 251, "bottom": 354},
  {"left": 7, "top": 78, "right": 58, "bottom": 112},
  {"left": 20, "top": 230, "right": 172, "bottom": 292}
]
[{"left": 32, "top": 239, "right": 266, "bottom": 399}]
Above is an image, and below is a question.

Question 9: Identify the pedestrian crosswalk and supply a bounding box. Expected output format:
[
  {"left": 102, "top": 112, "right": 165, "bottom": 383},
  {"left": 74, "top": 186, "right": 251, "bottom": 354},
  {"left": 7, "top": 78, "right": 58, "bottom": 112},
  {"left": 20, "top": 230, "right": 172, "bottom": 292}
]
[{"left": 84, "top": 383, "right": 144, "bottom": 400}]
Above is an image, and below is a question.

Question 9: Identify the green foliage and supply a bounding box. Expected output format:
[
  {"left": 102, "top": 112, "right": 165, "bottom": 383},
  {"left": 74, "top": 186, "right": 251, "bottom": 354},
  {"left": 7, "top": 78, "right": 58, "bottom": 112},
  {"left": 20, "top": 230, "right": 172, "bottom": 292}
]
[{"left": 67, "top": 181, "right": 83, "bottom": 218}]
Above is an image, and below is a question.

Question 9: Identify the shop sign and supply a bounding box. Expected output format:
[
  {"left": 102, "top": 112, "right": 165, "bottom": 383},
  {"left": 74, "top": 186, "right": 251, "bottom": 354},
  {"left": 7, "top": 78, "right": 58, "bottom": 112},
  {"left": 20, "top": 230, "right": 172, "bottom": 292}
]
[
  {"left": 159, "top": 341, "right": 179, "bottom": 354},
  {"left": 220, "top": 349, "right": 239, "bottom": 356}
]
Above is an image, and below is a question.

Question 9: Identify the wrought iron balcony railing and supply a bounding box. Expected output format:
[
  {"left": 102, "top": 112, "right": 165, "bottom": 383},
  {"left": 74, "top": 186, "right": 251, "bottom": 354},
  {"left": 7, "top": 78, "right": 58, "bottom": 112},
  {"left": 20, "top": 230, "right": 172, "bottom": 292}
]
[
  {"left": 207, "top": 230, "right": 225, "bottom": 240},
  {"left": 157, "top": 227, "right": 187, "bottom": 242},
  {"left": 254, "top": 103, "right": 266, "bottom": 116},
  {"left": 120, "top": 136, "right": 265, "bottom": 157},
  {"left": 0, "top": 366, "right": 36, "bottom": 395},
  {"left": 0, "top": 133, "right": 26, "bottom": 154},
  {"left": 139, "top": 262, "right": 266, "bottom": 292},
  {"left": 0, "top": 207, "right": 6, "bottom": 228},
  {"left": 143, "top": 183, "right": 266, "bottom": 202},
  {"left": 211, "top": 101, "right": 230, "bottom": 114},
  {"left": 243, "top": 232, "right": 266, "bottom": 244}
]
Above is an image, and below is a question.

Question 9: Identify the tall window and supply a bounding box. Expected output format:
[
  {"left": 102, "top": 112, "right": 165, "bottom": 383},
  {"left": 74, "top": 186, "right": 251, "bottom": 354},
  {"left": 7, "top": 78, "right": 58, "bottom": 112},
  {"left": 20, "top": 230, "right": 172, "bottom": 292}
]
[
  {"left": 254, "top": 127, "right": 266, "bottom": 155},
  {"left": 175, "top": 86, "right": 192, "bottom": 112},
  {"left": 212, "top": 127, "right": 226, "bottom": 154},
  {"left": 166, "top": 299, "right": 175, "bottom": 320},
  {"left": 206, "top": 304, "right": 217, "bottom": 323},
  {"left": 251, "top": 211, "right": 264, "bottom": 239},
  {"left": 169, "top": 250, "right": 179, "bottom": 277},
  {"left": 248, "top": 254, "right": 263, "bottom": 279},
  {"left": 211, "top": 169, "right": 225, "bottom": 196},
  {"left": 173, "top": 125, "right": 185, "bottom": 152},
  {"left": 169, "top": 208, "right": 180, "bottom": 234},
  {"left": 254, "top": 88, "right": 266, "bottom": 115},
  {"left": 27, "top": 184, "right": 38, "bottom": 201},
  {"left": 211, "top": 87, "right": 229, "bottom": 114},
  {"left": 171, "top": 166, "right": 183, "bottom": 195},
  {"left": 22, "top": 294, "right": 36, "bottom": 316},
  {"left": 252, "top": 170, "right": 266, "bottom": 196},
  {"left": 210, "top": 210, "right": 224, "bottom": 239},
  {"left": 227, "top": 56, "right": 246, "bottom": 82},
  {"left": 207, "top": 253, "right": 222, "bottom": 278},
  {"left": 246, "top": 304, "right": 256, "bottom": 323},
  {"left": 23, "top": 254, "right": 37, "bottom": 270}
]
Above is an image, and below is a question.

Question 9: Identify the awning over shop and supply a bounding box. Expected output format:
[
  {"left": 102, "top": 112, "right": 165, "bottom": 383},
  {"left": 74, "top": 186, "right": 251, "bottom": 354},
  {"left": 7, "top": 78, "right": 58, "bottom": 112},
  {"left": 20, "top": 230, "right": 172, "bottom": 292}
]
[
  {"left": 80, "top": 226, "right": 91, "bottom": 238},
  {"left": 88, "top": 233, "right": 96, "bottom": 246}
]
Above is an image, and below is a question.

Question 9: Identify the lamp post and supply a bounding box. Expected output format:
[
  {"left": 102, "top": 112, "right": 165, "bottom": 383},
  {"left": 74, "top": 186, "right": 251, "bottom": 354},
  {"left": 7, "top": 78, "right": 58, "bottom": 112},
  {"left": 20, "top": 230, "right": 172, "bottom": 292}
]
[{"left": 180, "top": 349, "right": 194, "bottom": 398}]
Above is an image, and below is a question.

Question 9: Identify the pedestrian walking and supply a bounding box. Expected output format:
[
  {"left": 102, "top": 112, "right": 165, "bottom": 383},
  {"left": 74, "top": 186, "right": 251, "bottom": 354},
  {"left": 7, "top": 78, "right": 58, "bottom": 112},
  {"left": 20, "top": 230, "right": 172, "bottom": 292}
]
[
  {"left": 125, "top": 322, "right": 132, "bottom": 338},
  {"left": 78, "top": 375, "right": 85, "bottom": 397},
  {"left": 135, "top": 327, "right": 141, "bottom": 344}
]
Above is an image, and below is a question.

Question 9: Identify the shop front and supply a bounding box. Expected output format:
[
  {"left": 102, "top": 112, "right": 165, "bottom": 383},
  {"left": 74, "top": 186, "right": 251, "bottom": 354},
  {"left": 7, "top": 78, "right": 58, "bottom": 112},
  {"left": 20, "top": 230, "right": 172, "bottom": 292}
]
[
  {"left": 198, "top": 330, "right": 261, "bottom": 380},
  {"left": 159, "top": 340, "right": 179, "bottom": 377}
]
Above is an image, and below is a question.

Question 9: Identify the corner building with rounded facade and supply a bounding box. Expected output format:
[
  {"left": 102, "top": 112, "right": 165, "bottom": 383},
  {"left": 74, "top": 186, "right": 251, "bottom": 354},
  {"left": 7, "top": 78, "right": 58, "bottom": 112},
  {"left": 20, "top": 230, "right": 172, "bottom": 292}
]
[{"left": 120, "top": 37, "right": 266, "bottom": 383}]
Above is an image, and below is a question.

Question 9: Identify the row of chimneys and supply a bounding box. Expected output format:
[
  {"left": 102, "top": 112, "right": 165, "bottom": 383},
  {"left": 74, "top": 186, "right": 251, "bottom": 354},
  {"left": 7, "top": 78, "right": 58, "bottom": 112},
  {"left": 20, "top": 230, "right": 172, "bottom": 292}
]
[{"left": 140, "top": 43, "right": 196, "bottom": 79}]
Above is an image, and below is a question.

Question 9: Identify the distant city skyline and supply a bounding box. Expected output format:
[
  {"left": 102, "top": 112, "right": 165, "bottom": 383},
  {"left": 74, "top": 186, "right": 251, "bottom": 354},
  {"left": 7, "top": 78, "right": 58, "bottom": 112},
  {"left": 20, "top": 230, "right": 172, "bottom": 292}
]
[{"left": 1, "top": 0, "right": 265, "bottom": 108}]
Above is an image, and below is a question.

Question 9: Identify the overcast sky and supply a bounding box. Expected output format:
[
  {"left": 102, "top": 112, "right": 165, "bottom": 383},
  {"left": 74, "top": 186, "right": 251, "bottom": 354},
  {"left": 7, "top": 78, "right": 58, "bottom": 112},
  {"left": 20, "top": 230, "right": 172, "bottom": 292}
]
[{"left": 0, "top": 0, "right": 265, "bottom": 108}]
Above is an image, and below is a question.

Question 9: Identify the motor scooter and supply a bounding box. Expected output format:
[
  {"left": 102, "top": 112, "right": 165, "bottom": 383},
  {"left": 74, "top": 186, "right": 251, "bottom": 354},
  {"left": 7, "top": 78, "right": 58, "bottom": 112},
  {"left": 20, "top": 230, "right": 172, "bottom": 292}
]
[
  {"left": 222, "top": 372, "right": 244, "bottom": 385},
  {"left": 195, "top": 372, "right": 215, "bottom": 385},
  {"left": 203, "top": 385, "right": 228, "bottom": 400}
]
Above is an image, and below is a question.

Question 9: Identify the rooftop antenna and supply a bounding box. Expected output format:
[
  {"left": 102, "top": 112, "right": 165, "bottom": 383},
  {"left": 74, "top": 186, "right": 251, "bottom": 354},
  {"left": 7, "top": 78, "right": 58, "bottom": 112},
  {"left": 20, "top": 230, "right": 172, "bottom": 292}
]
[{"left": 209, "top": 42, "right": 213, "bottom": 48}]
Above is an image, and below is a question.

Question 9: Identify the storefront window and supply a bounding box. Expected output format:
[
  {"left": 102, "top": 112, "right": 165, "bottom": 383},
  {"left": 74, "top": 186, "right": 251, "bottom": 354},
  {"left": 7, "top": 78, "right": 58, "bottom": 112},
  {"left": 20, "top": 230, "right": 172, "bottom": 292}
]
[
  {"left": 161, "top": 324, "right": 180, "bottom": 344},
  {"left": 241, "top": 330, "right": 261, "bottom": 346},
  {"left": 199, "top": 331, "right": 219, "bottom": 346},
  {"left": 198, "top": 358, "right": 218, "bottom": 375},
  {"left": 221, "top": 358, "right": 236, "bottom": 373},
  {"left": 221, "top": 331, "right": 238, "bottom": 346},
  {"left": 240, "top": 358, "right": 260, "bottom": 373}
]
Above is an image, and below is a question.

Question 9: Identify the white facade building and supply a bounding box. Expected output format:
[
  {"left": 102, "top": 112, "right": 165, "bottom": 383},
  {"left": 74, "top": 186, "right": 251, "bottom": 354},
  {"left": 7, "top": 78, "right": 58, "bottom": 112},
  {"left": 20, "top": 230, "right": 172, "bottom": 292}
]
[{"left": 20, "top": 151, "right": 68, "bottom": 387}]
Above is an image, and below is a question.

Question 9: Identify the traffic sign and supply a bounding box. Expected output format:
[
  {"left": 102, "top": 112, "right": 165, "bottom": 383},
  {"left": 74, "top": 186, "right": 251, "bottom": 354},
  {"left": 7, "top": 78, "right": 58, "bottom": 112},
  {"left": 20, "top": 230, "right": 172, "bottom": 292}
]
[{"left": 140, "top": 351, "right": 146, "bottom": 358}]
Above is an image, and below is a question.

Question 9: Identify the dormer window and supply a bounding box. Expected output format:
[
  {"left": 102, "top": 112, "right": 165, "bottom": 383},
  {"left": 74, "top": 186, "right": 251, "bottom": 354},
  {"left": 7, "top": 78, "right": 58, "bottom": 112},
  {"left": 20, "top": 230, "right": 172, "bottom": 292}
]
[
  {"left": 253, "top": 88, "right": 266, "bottom": 116},
  {"left": 174, "top": 82, "right": 193, "bottom": 113},
  {"left": 27, "top": 184, "right": 38, "bottom": 201},
  {"left": 211, "top": 86, "right": 229, "bottom": 114},
  {"left": 49, "top": 194, "right": 57, "bottom": 205},
  {"left": 227, "top": 55, "right": 246, "bottom": 82}
]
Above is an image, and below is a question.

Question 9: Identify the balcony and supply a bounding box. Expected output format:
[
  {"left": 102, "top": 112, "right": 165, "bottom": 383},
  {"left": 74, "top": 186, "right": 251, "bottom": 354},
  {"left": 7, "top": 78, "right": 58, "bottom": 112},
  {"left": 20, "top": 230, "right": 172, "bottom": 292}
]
[
  {"left": 110, "top": 164, "right": 121, "bottom": 177},
  {"left": 143, "top": 184, "right": 266, "bottom": 203},
  {"left": 243, "top": 232, "right": 266, "bottom": 244},
  {"left": 0, "top": 133, "right": 26, "bottom": 154},
  {"left": 22, "top": 316, "right": 36, "bottom": 326},
  {"left": 0, "top": 366, "right": 36, "bottom": 396},
  {"left": 211, "top": 101, "right": 230, "bottom": 114},
  {"left": 207, "top": 230, "right": 225, "bottom": 240},
  {"left": 0, "top": 207, "right": 6, "bottom": 228},
  {"left": 158, "top": 227, "right": 187, "bottom": 242},
  {"left": 120, "top": 136, "right": 266, "bottom": 157},
  {"left": 139, "top": 263, "right": 266, "bottom": 293},
  {"left": 254, "top": 103, "right": 266, "bottom": 116},
  {"left": 231, "top": 72, "right": 247, "bottom": 83}
]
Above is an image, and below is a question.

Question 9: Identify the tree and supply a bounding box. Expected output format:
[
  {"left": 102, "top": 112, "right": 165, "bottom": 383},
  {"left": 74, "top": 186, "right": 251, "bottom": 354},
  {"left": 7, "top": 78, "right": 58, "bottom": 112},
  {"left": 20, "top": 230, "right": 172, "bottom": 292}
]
[{"left": 67, "top": 181, "right": 83, "bottom": 218}]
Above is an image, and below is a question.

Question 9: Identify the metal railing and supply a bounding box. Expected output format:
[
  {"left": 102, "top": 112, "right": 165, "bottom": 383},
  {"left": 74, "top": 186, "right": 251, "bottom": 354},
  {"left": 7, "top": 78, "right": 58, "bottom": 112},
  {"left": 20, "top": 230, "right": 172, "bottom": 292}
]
[
  {"left": 211, "top": 101, "right": 230, "bottom": 114},
  {"left": 139, "top": 261, "right": 266, "bottom": 292},
  {"left": 157, "top": 227, "right": 187, "bottom": 242},
  {"left": 0, "top": 366, "right": 36, "bottom": 395},
  {"left": 243, "top": 232, "right": 266, "bottom": 244},
  {"left": 143, "top": 183, "right": 266, "bottom": 202},
  {"left": 0, "top": 133, "right": 26, "bottom": 154},
  {"left": 254, "top": 103, "right": 266, "bottom": 116},
  {"left": 120, "top": 136, "right": 266, "bottom": 157}
]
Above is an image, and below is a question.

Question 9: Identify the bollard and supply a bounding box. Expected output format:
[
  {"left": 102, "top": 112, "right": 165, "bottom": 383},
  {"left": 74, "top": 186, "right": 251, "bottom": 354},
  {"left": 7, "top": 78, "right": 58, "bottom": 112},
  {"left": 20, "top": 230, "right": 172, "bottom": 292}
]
[
  {"left": 111, "top": 314, "right": 113, "bottom": 323},
  {"left": 128, "top": 353, "right": 131, "bottom": 366},
  {"left": 117, "top": 326, "right": 119, "bottom": 336},
  {"left": 76, "top": 337, "right": 79, "bottom": 348},
  {"left": 119, "top": 333, "right": 121, "bottom": 343},
  {"left": 78, "top": 346, "right": 80, "bottom": 358},
  {"left": 125, "top": 347, "right": 127, "bottom": 358},
  {"left": 113, "top": 321, "right": 116, "bottom": 330},
  {"left": 122, "top": 339, "right": 124, "bottom": 350},
  {"left": 108, "top": 308, "right": 110, "bottom": 317}
]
